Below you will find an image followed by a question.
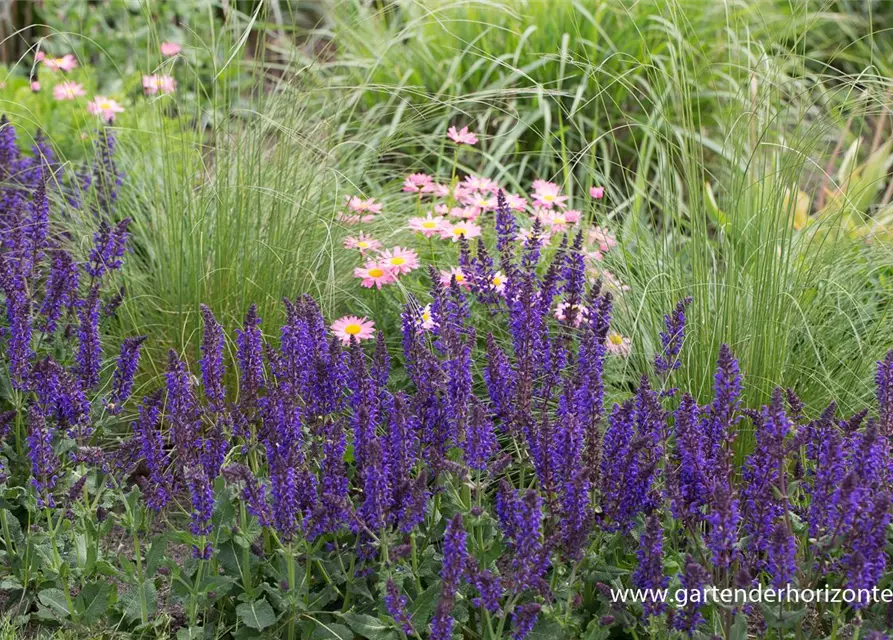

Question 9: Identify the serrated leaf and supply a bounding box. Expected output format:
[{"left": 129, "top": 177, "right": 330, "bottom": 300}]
[
  {"left": 38, "top": 588, "right": 70, "bottom": 618},
  {"left": 527, "top": 617, "right": 564, "bottom": 640},
  {"left": 122, "top": 580, "right": 157, "bottom": 623},
  {"left": 410, "top": 583, "right": 439, "bottom": 628},
  {"left": 145, "top": 535, "right": 168, "bottom": 577},
  {"left": 311, "top": 622, "right": 354, "bottom": 639},
  {"left": 76, "top": 581, "right": 111, "bottom": 623},
  {"left": 237, "top": 598, "right": 276, "bottom": 631},
  {"left": 342, "top": 612, "right": 397, "bottom": 640}
]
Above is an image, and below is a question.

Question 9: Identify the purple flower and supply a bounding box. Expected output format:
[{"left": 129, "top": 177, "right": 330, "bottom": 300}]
[
  {"left": 431, "top": 514, "right": 467, "bottom": 640},
  {"left": 670, "top": 393, "right": 708, "bottom": 519},
  {"left": 511, "top": 602, "right": 541, "bottom": 640},
  {"left": 767, "top": 521, "right": 796, "bottom": 589},
  {"left": 1, "top": 263, "right": 33, "bottom": 388},
  {"left": 236, "top": 305, "right": 264, "bottom": 415},
  {"left": 469, "top": 566, "right": 503, "bottom": 614},
  {"left": 85, "top": 218, "right": 130, "bottom": 278},
  {"left": 384, "top": 580, "right": 414, "bottom": 635},
  {"left": 672, "top": 555, "right": 710, "bottom": 636},
  {"left": 27, "top": 405, "right": 58, "bottom": 508},
  {"left": 741, "top": 389, "right": 790, "bottom": 565},
  {"left": 704, "top": 344, "right": 741, "bottom": 486},
  {"left": 132, "top": 392, "right": 169, "bottom": 510},
  {"left": 186, "top": 464, "right": 214, "bottom": 558},
  {"left": 199, "top": 304, "right": 227, "bottom": 411},
  {"left": 165, "top": 350, "right": 201, "bottom": 458},
  {"left": 495, "top": 485, "right": 550, "bottom": 593},
  {"left": 93, "top": 128, "right": 123, "bottom": 212},
  {"left": 705, "top": 480, "right": 740, "bottom": 568},
  {"left": 878, "top": 350, "right": 893, "bottom": 437},
  {"left": 464, "top": 399, "right": 496, "bottom": 470},
  {"left": 484, "top": 333, "right": 516, "bottom": 429},
  {"left": 311, "top": 417, "right": 351, "bottom": 537},
  {"left": 632, "top": 514, "right": 667, "bottom": 618},
  {"left": 223, "top": 464, "right": 271, "bottom": 527},
  {"left": 843, "top": 491, "right": 891, "bottom": 603},
  {"left": 74, "top": 285, "right": 101, "bottom": 389},
  {"left": 655, "top": 296, "right": 692, "bottom": 376},
  {"left": 107, "top": 336, "right": 146, "bottom": 413},
  {"left": 39, "top": 250, "right": 79, "bottom": 333}
]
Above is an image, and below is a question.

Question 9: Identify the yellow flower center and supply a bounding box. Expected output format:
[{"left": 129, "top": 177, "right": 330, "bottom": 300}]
[
  {"left": 422, "top": 311, "right": 431, "bottom": 322},
  {"left": 453, "top": 227, "right": 467, "bottom": 236},
  {"left": 552, "top": 215, "right": 566, "bottom": 224},
  {"left": 368, "top": 268, "right": 385, "bottom": 278},
  {"left": 543, "top": 194, "right": 554, "bottom": 202},
  {"left": 422, "top": 221, "right": 438, "bottom": 229},
  {"left": 344, "top": 324, "right": 362, "bottom": 335},
  {"left": 454, "top": 273, "right": 466, "bottom": 282},
  {"left": 608, "top": 333, "right": 624, "bottom": 345},
  {"left": 390, "top": 257, "right": 406, "bottom": 266},
  {"left": 492, "top": 276, "right": 503, "bottom": 286},
  {"left": 357, "top": 241, "right": 370, "bottom": 249}
]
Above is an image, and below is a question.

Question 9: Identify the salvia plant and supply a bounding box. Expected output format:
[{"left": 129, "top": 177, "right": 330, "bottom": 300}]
[{"left": 0, "top": 116, "right": 892, "bottom": 640}]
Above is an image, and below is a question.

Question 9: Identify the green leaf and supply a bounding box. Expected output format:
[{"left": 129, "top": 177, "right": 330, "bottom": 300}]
[
  {"left": 199, "top": 574, "right": 235, "bottom": 596},
  {"left": 37, "top": 588, "right": 70, "bottom": 619},
  {"left": 527, "top": 617, "right": 565, "bottom": 640},
  {"left": 729, "top": 612, "right": 749, "bottom": 640},
  {"left": 121, "top": 580, "right": 158, "bottom": 623},
  {"left": 145, "top": 535, "right": 168, "bottom": 577},
  {"left": 311, "top": 622, "right": 354, "bottom": 639},
  {"left": 176, "top": 626, "right": 204, "bottom": 640},
  {"left": 342, "top": 612, "right": 397, "bottom": 639},
  {"left": 76, "top": 581, "right": 111, "bottom": 623},
  {"left": 410, "top": 583, "right": 439, "bottom": 628},
  {"left": 236, "top": 598, "right": 276, "bottom": 631}
]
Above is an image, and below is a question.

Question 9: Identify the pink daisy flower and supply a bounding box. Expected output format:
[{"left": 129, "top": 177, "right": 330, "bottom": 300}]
[
  {"left": 555, "top": 302, "right": 589, "bottom": 327},
  {"left": 531, "top": 180, "right": 568, "bottom": 209},
  {"left": 420, "top": 303, "right": 436, "bottom": 331},
  {"left": 461, "top": 191, "right": 496, "bottom": 211},
  {"left": 516, "top": 226, "right": 552, "bottom": 245},
  {"left": 450, "top": 206, "right": 480, "bottom": 221},
  {"left": 452, "top": 182, "right": 473, "bottom": 201},
  {"left": 605, "top": 332, "right": 632, "bottom": 357},
  {"left": 142, "top": 74, "right": 177, "bottom": 95},
  {"left": 354, "top": 261, "right": 398, "bottom": 289},
  {"left": 590, "top": 186, "right": 605, "bottom": 199},
  {"left": 586, "top": 249, "right": 605, "bottom": 263},
  {"left": 337, "top": 211, "right": 374, "bottom": 225},
  {"left": 433, "top": 204, "right": 450, "bottom": 216},
  {"left": 490, "top": 271, "right": 507, "bottom": 294},
  {"left": 538, "top": 209, "right": 581, "bottom": 232},
  {"left": 588, "top": 226, "right": 617, "bottom": 252},
  {"left": 30, "top": 81, "right": 41, "bottom": 92},
  {"left": 430, "top": 183, "right": 451, "bottom": 198},
  {"left": 343, "top": 233, "right": 382, "bottom": 254},
  {"left": 408, "top": 214, "right": 445, "bottom": 238},
  {"left": 439, "top": 220, "right": 482, "bottom": 242},
  {"left": 161, "top": 42, "right": 182, "bottom": 56},
  {"left": 463, "top": 176, "right": 498, "bottom": 193},
  {"left": 439, "top": 267, "right": 470, "bottom": 289},
  {"left": 42, "top": 54, "right": 77, "bottom": 72},
  {"left": 447, "top": 125, "right": 478, "bottom": 145},
  {"left": 331, "top": 315, "right": 375, "bottom": 344},
  {"left": 590, "top": 269, "right": 630, "bottom": 294},
  {"left": 53, "top": 81, "right": 85, "bottom": 101},
  {"left": 378, "top": 247, "right": 419, "bottom": 275},
  {"left": 87, "top": 96, "right": 125, "bottom": 122},
  {"left": 346, "top": 196, "right": 383, "bottom": 215},
  {"left": 403, "top": 173, "right": 433, "bottom": 193},
  {"left": 504, "top": 192, "right": 528, "bottom": 211}
]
